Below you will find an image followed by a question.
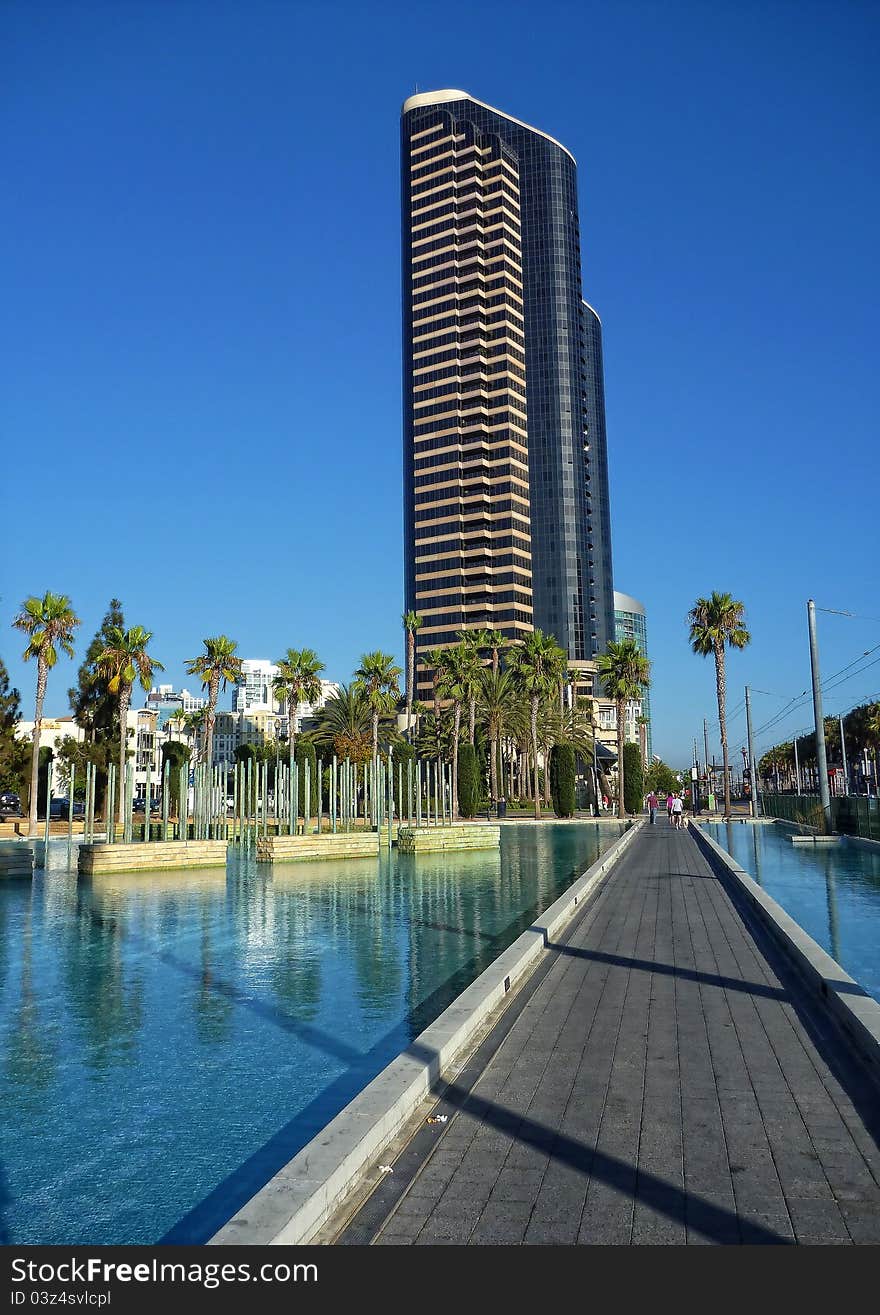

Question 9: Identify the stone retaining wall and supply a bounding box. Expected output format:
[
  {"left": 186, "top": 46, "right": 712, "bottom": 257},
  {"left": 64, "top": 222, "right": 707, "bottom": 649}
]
[
  {"left": 396, "top": 824, "right": 500, "bottom": 853},
  {"left": 0, "top": 842, "right": 33, "bottom": 878},
  {"left": 255, "top": 832, "right": 388, "bottom": 863},
  {"left": 78, "top": 840, "right": 228, "bottom": 875}
]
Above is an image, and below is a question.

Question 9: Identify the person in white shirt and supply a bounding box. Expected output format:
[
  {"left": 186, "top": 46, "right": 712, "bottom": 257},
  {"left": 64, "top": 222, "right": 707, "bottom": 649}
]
[{"left": 671, "top": 793, "right": 684, "bottom": 829}]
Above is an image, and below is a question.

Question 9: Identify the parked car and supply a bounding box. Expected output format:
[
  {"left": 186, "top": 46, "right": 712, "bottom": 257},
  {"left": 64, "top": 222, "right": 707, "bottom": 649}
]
[
  {"left": 49, "top": 798, "right": 85, "bottom": 819},
  {"left": 0, "top": 791, "right": 22, "bottom": 818}
]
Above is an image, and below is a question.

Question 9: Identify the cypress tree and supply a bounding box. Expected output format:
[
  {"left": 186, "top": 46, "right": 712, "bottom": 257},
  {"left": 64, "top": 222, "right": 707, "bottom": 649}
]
[
  {"left": 550, "top": 743, "right": 576, "bottom": 818},
  {"left": 457, "top": 742, "right": 479, "bottom": 818},
  {"left": 623, "top": 742, "right": 643, "bottom": 814}
]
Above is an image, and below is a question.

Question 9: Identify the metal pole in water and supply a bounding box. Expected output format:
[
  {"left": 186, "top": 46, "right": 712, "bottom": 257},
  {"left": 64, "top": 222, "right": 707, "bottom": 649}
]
[
  {"left": 808, "top": 599, "right": 832, "bottom": 832},
  {"left": 68, "top": 763, "right": 75, "bottom": 844}
]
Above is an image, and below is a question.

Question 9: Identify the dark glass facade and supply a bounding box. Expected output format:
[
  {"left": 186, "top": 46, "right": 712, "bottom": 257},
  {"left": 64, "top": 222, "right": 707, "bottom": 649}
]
[
  {"left": 582, "top": 302, "right": 615, "bottom": 654},
  {"left": 402, "top": 91, "right": 614, "bottom": 678}
]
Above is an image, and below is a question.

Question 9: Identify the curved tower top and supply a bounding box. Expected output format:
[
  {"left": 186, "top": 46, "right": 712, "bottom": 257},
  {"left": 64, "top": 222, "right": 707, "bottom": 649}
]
[{"left": 401, "top": 89, "right": 576, "bottom": 162}]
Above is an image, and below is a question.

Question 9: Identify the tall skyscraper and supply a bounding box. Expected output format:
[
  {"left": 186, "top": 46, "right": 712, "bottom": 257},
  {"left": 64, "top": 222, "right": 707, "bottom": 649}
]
[{"left": 401, "top": 90, "right": 614, "bottom": 701}]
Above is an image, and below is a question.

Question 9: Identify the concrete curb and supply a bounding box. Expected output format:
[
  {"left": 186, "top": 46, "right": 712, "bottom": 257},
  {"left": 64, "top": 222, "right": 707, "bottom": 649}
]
[
  {"left": 209, "top": 819, "right": 644, "bottom": 1247},
  {"left": 692, "top": 824, "right": 880, "bottom": 1080}
]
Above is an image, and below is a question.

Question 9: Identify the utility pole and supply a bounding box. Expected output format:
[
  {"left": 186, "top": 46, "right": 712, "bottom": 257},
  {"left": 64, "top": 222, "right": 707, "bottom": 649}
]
[
  {"left": 839, "top": 714, "right": 849, "bottom": 796},
  {"left": 807, "top": 599, "right": 832, "bottom": 832},
  {"left": 745, "top": 685, "right": 759, "bottom": 818},
  {"left": 794, "top": 735, "right": 801, "bottom": 794},
  {"left": 703, "top": 718, "right": 711, "bottom": 811}
]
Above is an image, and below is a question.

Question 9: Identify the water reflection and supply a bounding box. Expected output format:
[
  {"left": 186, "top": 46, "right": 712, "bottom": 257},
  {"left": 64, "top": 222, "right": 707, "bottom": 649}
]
[
  {"left": 0, "top": 823, "right": 621, "bottom": 1244},
  {"left": 706, "top": 824, "right": 879, "bottom": 1004}
]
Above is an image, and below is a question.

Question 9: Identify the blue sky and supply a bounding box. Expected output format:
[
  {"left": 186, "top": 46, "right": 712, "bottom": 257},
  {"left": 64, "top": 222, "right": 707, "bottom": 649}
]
[{"left": 2, "top": 0, "right": 878, "bottom": 769}]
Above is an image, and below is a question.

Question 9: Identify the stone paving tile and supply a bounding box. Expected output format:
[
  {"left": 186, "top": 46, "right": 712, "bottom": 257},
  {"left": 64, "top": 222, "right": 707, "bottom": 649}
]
[{"left": 335, "top": 826, "right": 880, "bottom": 1247}]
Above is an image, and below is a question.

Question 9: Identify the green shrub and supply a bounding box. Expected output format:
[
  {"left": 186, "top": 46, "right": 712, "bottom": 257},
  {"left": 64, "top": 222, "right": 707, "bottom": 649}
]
[
  {"left": 623, "top": 742, "right": 643, "bottom": 814},
  {"left": 161, "top": 741, "right": 190, "bottom": 813},
  {"left": 550, "top": 743, "right": 576, "bottom": 818}
]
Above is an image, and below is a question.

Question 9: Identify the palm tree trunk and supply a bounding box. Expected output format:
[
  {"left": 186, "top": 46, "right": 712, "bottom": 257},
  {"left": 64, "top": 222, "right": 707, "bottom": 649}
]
[
  {"left": 117, "top": 683, "right": 131, "bottom": 827},
  {"left": 490, "top": 727, "right": 498, "bottom": 802},
  {"left": 372, "top": 710, "right": 379, "bottom": 762},
  {"left": 468, "top": 695, "right": 476, "bottom": 746},
  {"left": 714, "top": 640, "right": 731, "bottom": 817},
  {"left": 206, "top": 674, "right": 219, "bottom": 772},
  {"left": 27, "top": 658, "right": 47, "bottom": 837},
  {"left": 406, "top": 631, "right": 414, "bottom": 736},
  {"left": 543, "top": 738, "right": 552, "bottom": 804},
  {"left": 617, "top": 696, "right": 626, "bottom": 819},
  {"left": 452, "top": 702, "right": 461, "bottom": 818},
  {"left": 531, "top": 695, "right": 541, "bottom": 821}
]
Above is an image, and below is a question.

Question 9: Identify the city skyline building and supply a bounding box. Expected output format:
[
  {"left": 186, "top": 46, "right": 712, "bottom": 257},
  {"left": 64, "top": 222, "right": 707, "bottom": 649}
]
[
  {"left": 614, "top": 589, "right": 652, "bottom": 762},
  {"left": 401, "top": 89, "right": 615, "bottom": 700}
]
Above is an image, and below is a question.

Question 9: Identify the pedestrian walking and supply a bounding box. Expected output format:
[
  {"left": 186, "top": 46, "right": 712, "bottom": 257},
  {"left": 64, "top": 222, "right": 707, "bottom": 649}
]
[
  {"left": 672, "top": 793, "right": 684, "bottom": 829},
  {"left": 666, "top": 792, "right": 675, "bottom": 823},
  {"left": 646, "top": 790, "right": 658, "bottom": 824}
]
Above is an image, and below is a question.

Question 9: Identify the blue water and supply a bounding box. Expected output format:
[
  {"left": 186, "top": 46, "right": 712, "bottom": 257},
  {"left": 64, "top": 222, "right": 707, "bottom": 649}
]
[
  {"left": 705, "top": 822, "right": 880, "bottom": 1005},
  {"left": 0, "top": 822, "right": 623, "bottom": 1245}
]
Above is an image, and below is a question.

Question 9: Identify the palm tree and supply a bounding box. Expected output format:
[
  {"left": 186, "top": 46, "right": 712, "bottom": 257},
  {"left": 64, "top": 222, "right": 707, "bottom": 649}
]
[
  {"left": 476, "top": 627, "right": 506, "bottom": 676},
  {"left": 478, "top": 667, "right": 519, "bottom": 803},
  {"left": 185, "top": 637, "right": 243, "bottom": 772},
  {"left": 597, "top": 638, "right": 651, "bottom": 819},
  {"left": 13, "top": 592, "right": 81, "bottom": 836},
  {"left": 422, "top": 647, "right": 447, "bottom": 723},
  {"left": 457, "top": 631, "right": 485, "bottom": 745},
  {"left": 508, "top": 630, "right": 567, "bottom": 820},
  {"left": 96, "top": 625, "right": 164, "bottom": 825},
  {"left": 313, "top": 683, "right": 373, "bottom": 763},
  {"left": 273, "top": 647, "right": 325, "bottom": 781},
  {"left": 354, "top": 652, "right": 402, "bottom": 762},
  {"left": 436, "top": 644, "right": 470, "bottom": 817},
  {"left": 402, "top": 612, "right": 423, "bottom": 738},
  {"left": 688, "top": 592, "right": 751, "bottom": 818}
]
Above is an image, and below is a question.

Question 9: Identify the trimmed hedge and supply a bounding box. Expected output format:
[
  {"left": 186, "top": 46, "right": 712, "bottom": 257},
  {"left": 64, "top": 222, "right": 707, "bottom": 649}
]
[{"left": 550, "top": 743, "right": 576, "bottom": 818}]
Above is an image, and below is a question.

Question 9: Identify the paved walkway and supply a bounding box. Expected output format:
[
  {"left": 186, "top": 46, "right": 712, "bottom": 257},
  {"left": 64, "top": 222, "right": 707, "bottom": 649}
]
[{"left": 336, "top": 823, "right": 880, "bottom": 1244}]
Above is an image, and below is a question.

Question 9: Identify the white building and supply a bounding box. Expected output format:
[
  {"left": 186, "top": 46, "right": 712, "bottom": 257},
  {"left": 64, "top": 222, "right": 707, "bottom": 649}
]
[{"left": 15, "top": 710, "right": 177, "bottom": 802}]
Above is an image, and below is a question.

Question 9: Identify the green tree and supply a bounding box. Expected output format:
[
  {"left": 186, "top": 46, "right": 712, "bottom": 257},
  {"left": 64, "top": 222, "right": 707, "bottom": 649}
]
[
  {"left": 688, "top": 592, "right": 751, "bottom": 819},
  {"left": 457, "top": 742, "right": 480, "bottom": 818},
  {"left": 0, "top": 656, "right": 28, "bottom": 793},
  {"left": 474, "top": 627, "right": 506, "bottom": 676},
  {"left": 457, "top": 632, "right": 485, "bottom": 745},
  {"left": 478, "top": 667, "right": 520, "bottom": 804},
  {"left": 597, "top": 638, "right": 651, "bottom": 820},
  {"left": 161, "top": 740, "right": 190, "bottom": 815},
  {"left": 312, "top": 683, "right": 373, "bottom": 764},
  {"left": 67, "top": 599, "right": 125, "bottom": 744},
  {"left": 95, "top": 625, "right": 164, "bottom": 825},
  {"left": 402, "top": 612, "right": 423, "bottom": 739},
  {"left": 273, "top": 647, "right": 325, "bottom": 788},
  {"left": 550, "top": 742, "right": 576, "bottom": 818},
  {"left": 13, "top": 592, "right": 81, "bottom": 836},
  {"left": 354, "top": 652, "right": 401, "bottom": 762},
  {"left": 645, "top": 759, "right": 679, "bottom": 798},
  {"left": 508, "top": 630, "right": 567, "bottom": 820},
  {"left": 623, "top": 742, "right": 643, "bottom": 814},
  {"left": 437, "top": 644, "right": 470, "bottom": 816},
  {"left": 185, "top": 637, "right": 243, "bottom": 771}
]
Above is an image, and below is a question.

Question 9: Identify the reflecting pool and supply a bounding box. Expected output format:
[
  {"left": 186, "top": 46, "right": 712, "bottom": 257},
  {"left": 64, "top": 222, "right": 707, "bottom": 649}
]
[
  {"left": 0, "top": 822, "right": 623, "bottom": 1244},
  {"left": 705, "top": 822, "right": 880, "bottom": 1005}
]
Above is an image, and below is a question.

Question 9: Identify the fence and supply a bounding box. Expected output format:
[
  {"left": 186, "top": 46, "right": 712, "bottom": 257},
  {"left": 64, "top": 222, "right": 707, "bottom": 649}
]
[{"left": 759, "top": 792, "right": 880, "bottom": 842}]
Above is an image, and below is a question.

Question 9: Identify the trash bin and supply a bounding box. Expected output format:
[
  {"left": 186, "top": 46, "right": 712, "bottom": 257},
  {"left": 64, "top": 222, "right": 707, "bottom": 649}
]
[{"left": 498, "top": 799, "right": 507, "bottom": 818}]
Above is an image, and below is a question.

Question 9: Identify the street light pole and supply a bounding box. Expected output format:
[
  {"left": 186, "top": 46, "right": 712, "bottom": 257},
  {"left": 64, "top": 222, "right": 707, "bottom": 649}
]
[
  {"left": 807, "top": 599, "right": 832, "bottom": 832},
  {"left": 745, "top": 684, "right": 759, "bottom": 818},
  {"left": 839, "top": 714, "right": 849, "bottom": 796}
]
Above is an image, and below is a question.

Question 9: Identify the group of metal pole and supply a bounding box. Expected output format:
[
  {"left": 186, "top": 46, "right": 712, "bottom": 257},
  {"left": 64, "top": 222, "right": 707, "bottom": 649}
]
[{"left": 43, "top": 751, "right": 458, "bottom": 849}]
